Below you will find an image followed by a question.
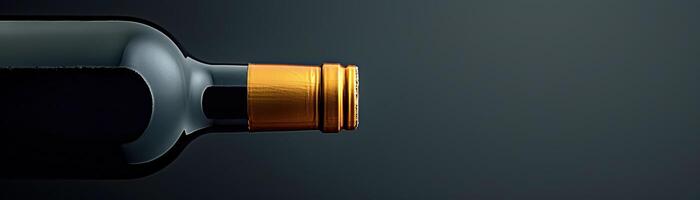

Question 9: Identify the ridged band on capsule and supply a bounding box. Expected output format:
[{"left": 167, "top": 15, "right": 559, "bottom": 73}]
[
  {"left": 344, "top": 65, "right": 359, "bottom": 130},
  {"left": 321, "top": 63, "right": 344, "bottom": 132}
]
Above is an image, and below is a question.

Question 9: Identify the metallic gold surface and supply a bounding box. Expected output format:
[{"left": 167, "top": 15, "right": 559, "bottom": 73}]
[
  {"left": 247, "top": 63, "right": 359, "bottom": 133},
  {"left": 247, "top": 64, "right": 320, "bottom": 131}
]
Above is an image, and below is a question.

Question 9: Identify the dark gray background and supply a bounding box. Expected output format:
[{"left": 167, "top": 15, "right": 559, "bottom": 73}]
[{"left": 1, "top": 0, "right": 700, "bottom": 199}]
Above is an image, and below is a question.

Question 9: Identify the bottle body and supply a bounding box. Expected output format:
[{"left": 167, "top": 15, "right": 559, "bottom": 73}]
[
  {"left": 0, "top": 20, "right": 358, "bottom": 179},
  {"left": 0, "top": 20, "right": 229, "bottom": 178}
]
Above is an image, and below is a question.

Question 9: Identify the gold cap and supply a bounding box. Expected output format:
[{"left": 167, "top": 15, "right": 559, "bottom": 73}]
[{"left": 247, "top": 63, "right": 359, "bottom": 133}]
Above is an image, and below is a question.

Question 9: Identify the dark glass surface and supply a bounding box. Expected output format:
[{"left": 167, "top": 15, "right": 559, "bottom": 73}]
[
  {"left": 0, "top": 67, "right": 153, "bottom": 178},
  {"left": 0, "top": 67, "right": 249, "bottom": 179},
  {"left": 0, "top": 67, "right": 151, "bottom": 143},
  {"left": 202, "top": 86, "right": 247, "bottom": 119}
]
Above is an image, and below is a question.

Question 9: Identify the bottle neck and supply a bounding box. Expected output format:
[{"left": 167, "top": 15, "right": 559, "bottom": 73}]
[
  {"left": 184, "top": 58, "right": 248, "bottom": 132},
  {"left": 187, "top": 59, "right": 359, "bottom": 133}
]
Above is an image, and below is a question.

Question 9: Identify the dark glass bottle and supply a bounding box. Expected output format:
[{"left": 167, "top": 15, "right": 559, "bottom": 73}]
[{"left": 0, "top": 19, "right": 359, "bottom": 179}]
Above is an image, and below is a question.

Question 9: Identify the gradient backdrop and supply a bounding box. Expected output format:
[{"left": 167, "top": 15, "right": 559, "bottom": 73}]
[{"left": 1, "top": 0, "right": 700, "bottom": 199}]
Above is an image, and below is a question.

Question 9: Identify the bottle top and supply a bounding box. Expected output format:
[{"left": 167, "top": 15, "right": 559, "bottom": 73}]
[{"left": 247, "top": 63, "right": 359, "bottom": 133}]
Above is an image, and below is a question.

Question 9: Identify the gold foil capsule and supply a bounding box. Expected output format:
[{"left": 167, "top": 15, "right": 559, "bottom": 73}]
[{"left": 247, "top": 63, "right": 359, "bottom": 133}]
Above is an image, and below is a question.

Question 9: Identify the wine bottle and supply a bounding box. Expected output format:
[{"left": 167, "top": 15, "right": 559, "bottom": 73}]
[{"left": 0, "top": 19, "right": 359, "bottom": 179}]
